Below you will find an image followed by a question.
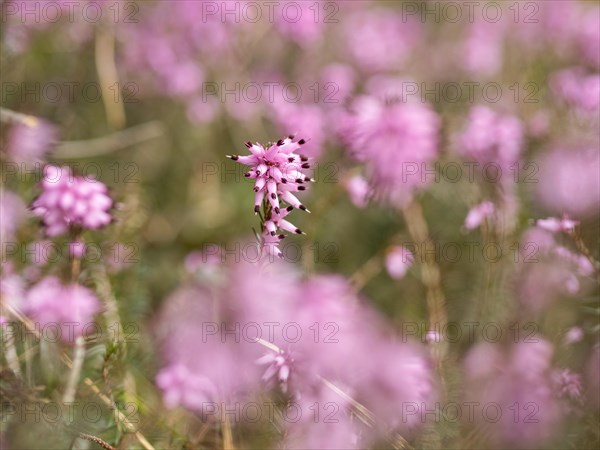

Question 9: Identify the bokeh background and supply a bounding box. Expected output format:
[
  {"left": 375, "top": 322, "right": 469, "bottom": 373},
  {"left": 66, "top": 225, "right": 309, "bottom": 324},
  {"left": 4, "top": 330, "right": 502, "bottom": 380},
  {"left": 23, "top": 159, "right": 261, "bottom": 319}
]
[{"left": 1, "top": 1, "right": 599, "bottom": 449}]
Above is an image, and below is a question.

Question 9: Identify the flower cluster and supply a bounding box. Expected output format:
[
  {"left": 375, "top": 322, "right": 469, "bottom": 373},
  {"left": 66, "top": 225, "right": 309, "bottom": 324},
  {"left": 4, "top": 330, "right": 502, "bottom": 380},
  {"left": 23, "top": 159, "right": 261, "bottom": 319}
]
[
  {"left": 227, "top": 137, "right": 313, "bottom": 259},
  {"left": 23, "top": 276, "right": 101, "bottom": 342},
  {"left": 32, "top": 166, "right": 113, "bottom": 237}
]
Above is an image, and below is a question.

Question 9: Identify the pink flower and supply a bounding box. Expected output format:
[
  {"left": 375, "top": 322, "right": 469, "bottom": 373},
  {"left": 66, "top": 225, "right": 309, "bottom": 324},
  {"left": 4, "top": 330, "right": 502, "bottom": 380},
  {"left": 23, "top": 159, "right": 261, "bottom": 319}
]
[
  {"left": 464, "top": 201, "right": 495, "bottom": 230},
  {"left": 563, "top": 327, "right": 584, "bottom": 345},
  {"left": 535, "top": 146, "right": 600, "bottom": 218},
  {"left": 552, "top": 369, "right": 583, "bottom": 403},
  {"left": 32, "top": 165, "right": 113, "bottom": 236},
  {"left": 256, "top": 349, "right": 294, "bottom": 393},
  {"left": 23, "top": 276, "right": 101, "bottom": 342},
  {"left": 515, "top": 227, "right": 594, "bottom": 313},
  {"left": 345, "top": 175, "right": 370, "bottom": 208},
  {"left": 551, "top": 68, "right": 600, "bottom": 114},
  {"left": 536, "top": 216, "right": 578, "bottom": 233},
  {"left": 454, "top": 106, "right": 524, "bottom": 172},
  {"left": 462, "top": 18, "right": 508, "bottom": 76},
  {"left": 385, "top": 246, "right": 414, "bottom": 280},
  {"left": 341, "top": 96, "right": 440, "bottom": 205},
  {"left": 6, "top": 119, "right": 57, "bottom": 163},
  {"left": 464, "top": 340, "right": 563, "bottom": 448},
  {"left": 156, "top": 364, "right": 217, "bottom": 410},
  {"left": 227, "top": 137, "right": 312, "bottom": 258},
  {"left": 344, "top": 9, "right": 421, "bottom": 72}
]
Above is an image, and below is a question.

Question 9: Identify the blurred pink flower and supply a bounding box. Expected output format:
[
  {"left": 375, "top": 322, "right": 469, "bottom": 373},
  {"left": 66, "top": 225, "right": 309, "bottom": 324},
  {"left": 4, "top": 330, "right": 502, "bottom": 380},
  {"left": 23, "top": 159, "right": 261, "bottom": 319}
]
[
  {"left": 273, "top": 1, "right": 324, "bottom": 45},
  {"left": 341, "top": 96, "right": 440, "bottom": 206},
  {"left": 464, "top": 201, "right": 495, "bottom": 230},
  {"left": 563, "top": 327, "right": 584, "bottom": 345},
  {"left": 385, "top": 246, "right": 414, "bottom": 280},
  {"left": 23, "top": 276, "right": 100, "bottom": 342},
  {"left": 156, "top": 364, "right": 217, "bottom": 410},
  {"left": 345, "top": 175, "right": 370, "bottom": 208},
  {"left": 464, "top": 340, "right": 563, "bottom": 448},
  {"left": 32, "top": 165, "right": 113, "bottom": 236},
  {"left": 515, "top": 227, "right": 594, "bottom": 314},
  {"left": 552, "top": 368, "right": 583, "bottom": 403},
  {"left": 6, "top": 120, "right": 57, "bottom": 163},
  {"left": 463, "top": 18, "right": 508, "bottom": 76},
  {"left": 535, "top": 146, "right": 600, "bottom": 218},
  {"left": 256, "top": 348, "right": 293, "bottom": 393},
  {"left": 454, "top": 106, "right": 524, "bottom": 172},
  {"left": 344, "top": 9, "right": 421, "bottom": 72},
  {"left": 536, "top": 216, "right": 578, "bottom": 233},
  {"left": 551, "top": 68, "right": 600, "bottom": 114}
]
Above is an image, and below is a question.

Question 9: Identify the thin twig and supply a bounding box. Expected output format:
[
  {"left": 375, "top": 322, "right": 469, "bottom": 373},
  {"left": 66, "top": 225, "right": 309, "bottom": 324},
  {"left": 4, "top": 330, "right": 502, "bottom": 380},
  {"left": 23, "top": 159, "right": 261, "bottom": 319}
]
[
  {"left": 77, "top": 433, "right": 117, "bottom": 450},
  {"left": 52, "top": 121, "right": 165, "bottom": 158}
]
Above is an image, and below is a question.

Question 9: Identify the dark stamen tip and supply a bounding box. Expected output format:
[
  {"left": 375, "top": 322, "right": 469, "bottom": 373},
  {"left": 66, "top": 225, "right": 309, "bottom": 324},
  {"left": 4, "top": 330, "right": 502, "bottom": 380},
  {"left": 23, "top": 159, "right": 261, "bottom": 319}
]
[
  {"left": 254, "top": 205, "right": 260, "bottom": 213},
  {"left": 271, "top": 231, "right": 276, "bottom": 236},
  {"left": 295, "top": 229, "right": 303, "bottom": 234},
  {"left": 298, "top": 186, "right": 306, "bottom": 191},
  {"left": 300, "top": 155, "right": 308, "bottom": 162},
  {"left": 245, "top": 142, "right": 252, "bottom": 148},
  {"left": 301, "top": 163, "right": 310, "bottom": 169},
  {"left": 274, "top": 207, "right": 280, "bottom": 215},
  {"left": 286, "top": 206, "right": 294, "bottom": 212},
  {"left": 288, "top": 157, "right": 295, "bottom": 163},
  {"left": 271, "top": 193, "right": 276, "bottom": 199},
  {"left": 278, "top": 234, "right": 286, "bottom": 239},
  {"left": 281, "top": 178, "right": 288, "bottom": 184},
  {"left": 298, "top": 139, "right": 306, "bottom": 145},
  {"left": 277, "top": 139, "right": 284, "bottom": 146}
]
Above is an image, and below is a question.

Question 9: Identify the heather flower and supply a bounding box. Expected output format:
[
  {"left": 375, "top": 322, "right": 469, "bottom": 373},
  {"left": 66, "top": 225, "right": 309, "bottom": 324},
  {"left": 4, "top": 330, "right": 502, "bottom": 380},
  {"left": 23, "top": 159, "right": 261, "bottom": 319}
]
[
  {"left": 156, "top": 284, "right": 262, "bottom": 407},
  {"left": 23, "top": 276, "right": 100, "bottom": 342},
  {"left": 156, "top": 364, "right": 217, "bottom": 410},
  {"left": 227, "top": 137, "right": 312, "bottom": 259},
  {"left": 344, "top": 9, "right": 421, "bottom": 72},
  {"left": 283, "top": 387, "right": 361, "bottom": 450},
  {"left": 273, "top": 1, "right": 324, "bottom": 45},
  {"left": 340, "top": 95, "right": 440, "bottom": 206},
  {"left": 535, "top": 146, "right": 600, "bottom": 218},
  {"left": 256, "top": 348, "right": 294, "bottom": 393},
  {"left": 464, "top": 340, "right": 563, "bottom": 448},
  {"left": 552, "top": 369, "right": 583, "bottom": 403},
  {"left": 32, "top": 165, "right": 113, "bottom": 236},
  {"left": 6, "top": 119, "right": 57, "bottom": 163},
  {"left": 550, "top": 68, "right": 600, "bottom": 114},
  {"left": 454, "top": 106, "right": 524, "bottom": 172},
  {"left": 462, "top": 17, "right": 508, "bottom": 76},
  {"left": 563, "top": 326, "right": 584, "bottom": 345},
  {"left": 515, "top": 227, "right": 593, "bottom": 314},
  {"left": 345, "top": 174, "right": 370, "bottom": 208},
  {"left": 536, "top": 216, "right": 578, "bottom": 233},
  {"left": 464, "top": 201, "right": 495, "bottom": 230},
  {"left": 385, "top": 246, "right": 414, "bottom": 280}
]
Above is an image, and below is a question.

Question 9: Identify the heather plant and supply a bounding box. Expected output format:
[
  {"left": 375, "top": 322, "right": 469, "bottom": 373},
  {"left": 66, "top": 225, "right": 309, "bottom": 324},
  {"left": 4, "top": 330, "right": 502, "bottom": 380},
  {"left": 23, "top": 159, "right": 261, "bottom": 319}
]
[{"left": 1, "top": 1, "right": 599, "bottom": 449}]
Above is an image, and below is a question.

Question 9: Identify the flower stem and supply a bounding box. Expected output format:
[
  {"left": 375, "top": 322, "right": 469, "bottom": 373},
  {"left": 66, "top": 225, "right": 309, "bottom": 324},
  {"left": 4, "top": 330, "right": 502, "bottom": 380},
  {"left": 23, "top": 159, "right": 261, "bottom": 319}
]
[
  {"left": 62, "top": 335, "right": 86, "bottom": 404},
  {"left": 401, "top": 200, "right": 448, "bottom": 398}
]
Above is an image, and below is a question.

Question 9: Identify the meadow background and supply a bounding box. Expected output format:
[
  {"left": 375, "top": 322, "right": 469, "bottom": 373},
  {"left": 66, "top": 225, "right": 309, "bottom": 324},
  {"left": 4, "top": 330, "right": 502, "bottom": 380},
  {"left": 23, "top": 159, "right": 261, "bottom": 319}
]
[{"left": 1, "top": 1, "right": 599, "bottom": 449}]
